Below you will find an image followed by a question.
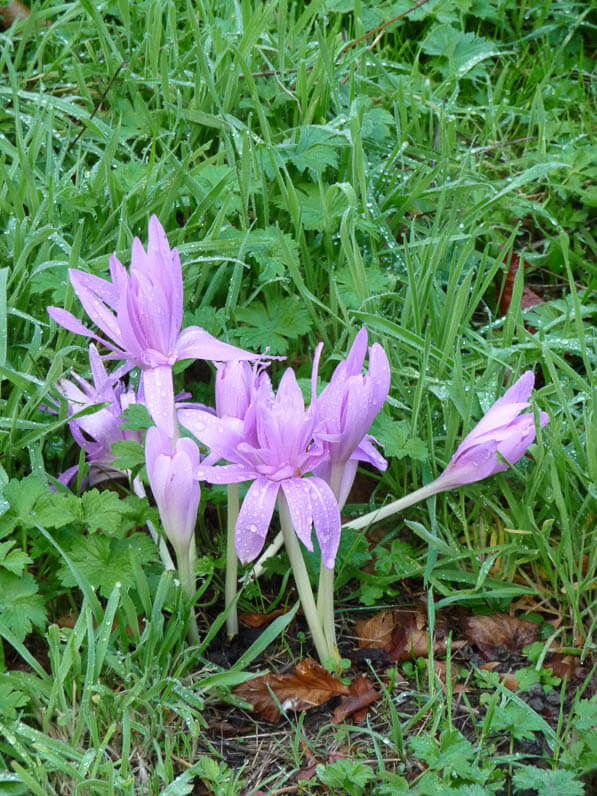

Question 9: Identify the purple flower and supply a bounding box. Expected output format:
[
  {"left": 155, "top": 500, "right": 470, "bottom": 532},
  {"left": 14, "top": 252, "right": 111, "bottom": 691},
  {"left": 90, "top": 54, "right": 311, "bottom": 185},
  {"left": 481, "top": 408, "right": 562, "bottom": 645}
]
[
  {"left": 145, "top": 426, "right": 201, "bottom": 555},
  {"left": 433, "top": 370, "right": 549, "bottom": 491},
  {"left": 312, "top": 327, "right": 391, "bottom": 506},
  {"left": 215, "top": 360, "right": 268, "bottom": 420},
  {"left": 48, "top": 216, "right": 259, "bottom": 436},
  {"left": 180, "top": 369, "right": 341, "bottom": 569},
  {"left": 56, "top": 344, "right": 142, "bottom": 486}
]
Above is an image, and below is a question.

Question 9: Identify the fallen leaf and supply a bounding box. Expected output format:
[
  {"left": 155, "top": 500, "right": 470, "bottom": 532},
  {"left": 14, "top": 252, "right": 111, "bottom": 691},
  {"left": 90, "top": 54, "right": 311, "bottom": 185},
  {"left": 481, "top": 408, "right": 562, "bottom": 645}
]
[
  {"left": 462, "top": 614, "right": 539, "bottom": 659},
  {"left": 239, "top": 608, "right": 288, "bottom": 628},
  {"left": 328, "top": 747, "right": 350, "bottom": 763},
  {"left": 433, "top": 661, "right": 464, "bottom": 693},
  {"left": 233, "top": 658, "right": 349, "bottom": 722},
  {"left": 0, "top": 1, "right": 29, "bottom": 29},
  {"left": 385, "top": 610, "right": 455, "bottom": 662},
  {"left": 355, "top": 610, "right": 395, "bottom": 648},
  {"left": 546, "top": 653, "right": 583, "bottom": 682},
  {"left": 357, "top": 608, "right": 462, "bottom": 663},
  {"left": 499, "top": 252, "right": 544, "bottom": 316},
  {"left": 479, "top": 661, "right": 501, "bottom": 672},
  {"left": 332, "top": 674, "right": 380, "bottom": 723},
  {"left": 385, "top": 622, "right": 430, "bottom": 661},
  {"left": 500, "top": 672, "right": 520, "bottom": 691}
]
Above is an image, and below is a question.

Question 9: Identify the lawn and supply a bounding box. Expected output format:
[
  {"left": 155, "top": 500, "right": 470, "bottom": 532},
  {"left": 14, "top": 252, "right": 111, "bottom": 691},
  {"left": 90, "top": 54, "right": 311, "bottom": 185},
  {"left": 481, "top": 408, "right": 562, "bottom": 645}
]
[{"left": 0, "top": 0, "right": 595, "bottom": 793}]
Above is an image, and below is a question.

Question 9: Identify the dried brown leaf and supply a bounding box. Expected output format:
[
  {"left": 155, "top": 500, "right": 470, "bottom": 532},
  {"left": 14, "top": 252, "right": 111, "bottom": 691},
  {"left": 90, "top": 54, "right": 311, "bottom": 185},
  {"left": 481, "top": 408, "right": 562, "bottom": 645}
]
[
  {"left": 546, "top": 653, "right": 583, "bottom": 682},
  {"left": 355, "top": 610, "right": 395, "bottom": 648},
  {"left": 238, "top": 608, "right": 288, "bottom": 628},
  {"left": 499, "top": 252, "right": 544, "bottom": 316},
  {"left": 385, "top": 623, "right": 430, "bottom": 661},
  {"left": 332, "top": 674, "right": 380, "bottom": 724},
  {"left": 499, "top": 672, "right": 520, "bottom": 691},
  {"left": 0, "top": 1, "right": 30, "bottom": 29},
  {"left": 479, "top": 661, "right": 501, "bottom": 672},
  {"left": 462, "top": 614, "right": 539, "bottom": 659},
  {"left": 233, "top": 658, "right": 349, "bottom": 722}
]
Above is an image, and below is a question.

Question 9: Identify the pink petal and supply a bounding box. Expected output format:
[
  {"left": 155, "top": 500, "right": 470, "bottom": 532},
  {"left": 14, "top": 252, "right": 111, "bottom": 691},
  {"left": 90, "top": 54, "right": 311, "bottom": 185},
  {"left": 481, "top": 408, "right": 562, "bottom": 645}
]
[
  {"left": 494, "top": 415, "right": 539, "bottom": 467},
  {"left": 145, "top": 425, "right": 171, "bottom": 473},
  {"left": 146, "top": 215, "right": 184, "bottom": 337},
  {"left": 496, "top": 370, "right": 535, "bottom": 406},
  {"left": 114, "top": 284, "right": 145, "bottom": 362},
  {"left": 47, "top": 307, "right": 102, "bottom": 341},
  {"left": 235, "top": 479, "right": 279, "bottom": 563},
  {"left": 436, "top": 444, "right": 501, "bottom": 489},
  {"left": 69, "top": 269, "right": 120, "bottom": 309},
  {"left": 161, "top": 449, "right": 201, "bottom": 550},
  {"left": 352, "top": 435, "right": 387, "bottom": 472},
  {"left": 195, "top": 463, "right": 254, "bottom": 484},
  {"left": 344, "top": 327, "right": 368, "bottom": 375},
  {"left": 311, "top": 342, "right": 324, "bottom": 402},
  {"left": 109, "top": 254, "right": 128, "bottom": 292},
  {"left": 88, "top": 344, "right": 109, "bottom": 388},
  {"left": 175, "top": 326, "right": 259, "bottom": 362},
  {"left": 280, "top": 478, "right": 314, "bottom": 552},
  {"left": 178, "top": 409, "right": 244, "bottom": 459},
  {"left": 305, "top": 476, "right": 341, "bottom": 569},
  {"left": 69, "top": 269, "right": 123, "bottom": 345},
  {"left": 467, "top": 401, "right": 530, "bottom": 441}
]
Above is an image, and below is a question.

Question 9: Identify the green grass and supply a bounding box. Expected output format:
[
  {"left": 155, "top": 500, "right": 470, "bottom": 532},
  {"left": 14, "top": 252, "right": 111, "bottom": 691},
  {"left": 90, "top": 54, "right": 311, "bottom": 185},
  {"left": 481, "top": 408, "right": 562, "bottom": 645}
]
[{"left": 0, "top": 0, "right": 595, "bottom": 792}]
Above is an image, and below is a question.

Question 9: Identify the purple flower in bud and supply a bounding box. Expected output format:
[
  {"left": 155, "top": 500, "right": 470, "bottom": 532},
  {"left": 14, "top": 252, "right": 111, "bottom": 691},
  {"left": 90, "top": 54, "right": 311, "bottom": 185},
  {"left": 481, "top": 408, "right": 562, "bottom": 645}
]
[
  {"left": 145, "top": 426, "right": 201, "bottom": 555},
  {"left": 48, "top": 216, "right": 259, "bottom": 437},
  {"left": 312, "top": 327, "right": 391, "bottom": 506},
  {"left": 433, "top": 370, "right": 549, "bottom": 491},
  {"left": 215, "top": 360, "right": 267, "bottom": 420},
  {"left": 180, "top": 369, "right": 341, "bottom": 569}
]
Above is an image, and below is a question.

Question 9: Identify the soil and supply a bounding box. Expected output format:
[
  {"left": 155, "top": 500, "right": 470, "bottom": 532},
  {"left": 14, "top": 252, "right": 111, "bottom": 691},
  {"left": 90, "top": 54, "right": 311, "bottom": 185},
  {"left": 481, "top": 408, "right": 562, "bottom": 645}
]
[{"left": 200, "top": 595, "right": 597, "bottom": 795}]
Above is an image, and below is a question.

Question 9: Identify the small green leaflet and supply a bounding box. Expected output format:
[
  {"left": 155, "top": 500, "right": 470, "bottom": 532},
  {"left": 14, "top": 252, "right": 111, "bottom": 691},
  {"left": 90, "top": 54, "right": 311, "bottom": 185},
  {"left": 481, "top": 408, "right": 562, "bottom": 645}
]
[
  {"left": 421, "top": 25, "right": 498, "bottom": 77},
  {"left": 234, "top": 297, "right": 312, "bottom": 355},
  {"left": 0, "top": 540, "right": 32, "bottom": 576},
  {"left": 370, "top": 415, "right": 428, "bottom": 461},
  {"left": 119, "top": 404, "right": 154, "bottom": 430},
  {"left": 512, "top": 767, "right": 585, "bottom": 796},
  {"left": 58, "top": 532, "right": 157, "bottom": 597},
  {"left": 111, "top": 440, "right": 146, "bottom": 471},
  {"left": 0, "top": 572, "right": 47, "bottom": 642}
]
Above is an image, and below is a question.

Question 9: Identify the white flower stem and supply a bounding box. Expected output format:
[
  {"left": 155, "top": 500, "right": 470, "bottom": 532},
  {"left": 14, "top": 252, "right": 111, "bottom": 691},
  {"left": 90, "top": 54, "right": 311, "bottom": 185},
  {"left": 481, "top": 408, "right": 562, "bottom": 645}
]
[
  {"left": 341, "top": 480, "right": 443, "bottom": 532},
  {"left": 278, "top": 493, "right": 331, "bottom": 666},
  {"left": 132, "top": 475, "right": 175, "bottom": 571},
  {"left": 317, "top": 462, "right": 345, "bottom": 664},
  {"left": 225, "top": 483, "right": 240, "bottom": 639},
  {"left": 176, "top": 538, "right": 199, "bottom": 644}
]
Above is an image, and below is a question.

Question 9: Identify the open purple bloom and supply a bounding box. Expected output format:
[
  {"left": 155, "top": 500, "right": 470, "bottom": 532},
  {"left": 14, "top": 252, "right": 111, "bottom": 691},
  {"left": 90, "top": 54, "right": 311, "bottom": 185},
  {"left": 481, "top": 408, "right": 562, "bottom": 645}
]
[
  {"left": 48, "top": 216, "right": 259, "bottom": 436},
  {"left": 433, "top": 370, "right": 549, "bottom": 491},
  {"left": 56, "top": 344, "right": 143, "bottom": 486},
  {"left": 145, "top": 426, "right": 201, "bottom": 555},
  {"left": 180, "top": 369, "right": 341, "bottom": 569},
  {"left": 312, "top": 327, "right": 391, "bottom": 506}
]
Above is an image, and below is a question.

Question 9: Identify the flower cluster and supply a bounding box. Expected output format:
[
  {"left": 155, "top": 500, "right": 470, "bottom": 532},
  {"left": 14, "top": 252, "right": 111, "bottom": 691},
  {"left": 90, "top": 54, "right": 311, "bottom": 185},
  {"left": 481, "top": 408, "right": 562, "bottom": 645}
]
[
  {"left": 179, "top": 327, "right": 390, "bottom": 569},
  {"left": 49, "top": 214, "right": 549, "bottom": 661}
]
